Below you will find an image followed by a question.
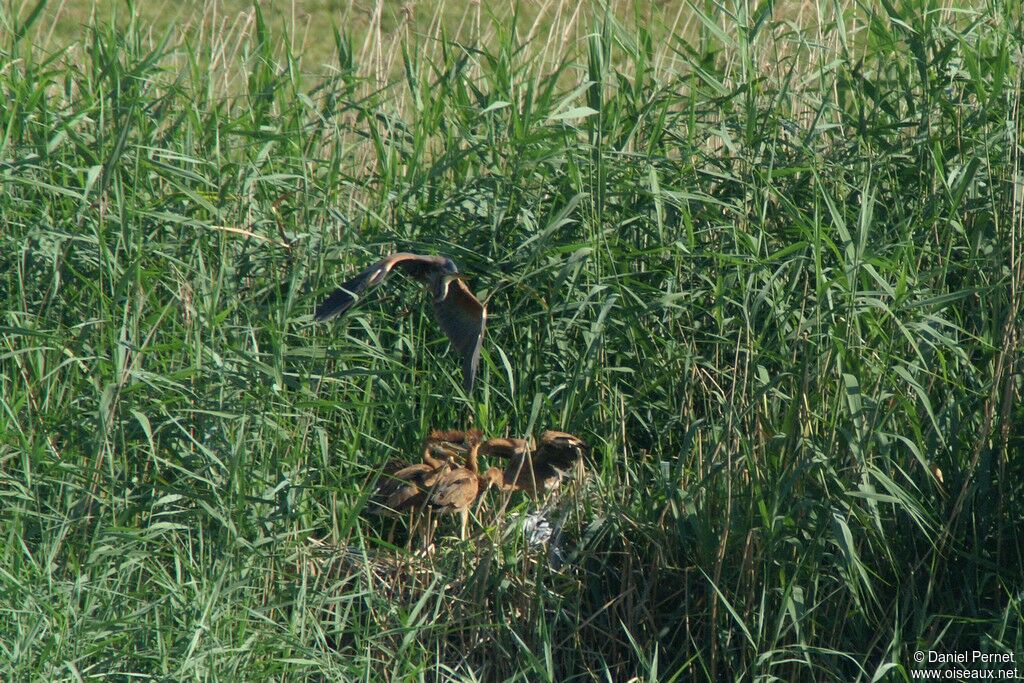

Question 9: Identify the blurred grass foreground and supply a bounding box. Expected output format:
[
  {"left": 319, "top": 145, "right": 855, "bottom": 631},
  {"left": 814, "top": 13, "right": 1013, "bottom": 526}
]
[{"left": 1, "top": 0, "right": 1023, "bottom": 680}]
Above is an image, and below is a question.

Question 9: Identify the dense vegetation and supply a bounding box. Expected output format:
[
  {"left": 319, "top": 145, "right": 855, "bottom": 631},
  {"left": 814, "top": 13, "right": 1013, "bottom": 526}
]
[{"left": 2, "top": 0, "right": 1022, "bottom": 680}]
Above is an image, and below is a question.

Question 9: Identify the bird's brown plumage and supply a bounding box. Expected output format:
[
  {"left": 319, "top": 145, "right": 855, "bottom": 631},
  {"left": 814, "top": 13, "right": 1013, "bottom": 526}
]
[
  {"left": 534, "top": 431, "right": 590, "bottom": 470},
  {"left": 431, "top": 277, "right": 486, "bottom": 392},
  {"left": 480, "top": 431, "right": 589, "bottom": 498},
  {"left": 479, "top": 437, "right": 531, "bottom": 459},
  {"left": 428, "top": 430, "right": 485, "bottom": 539},
  {"left": 371, "top": 460, "right": 451, "bottom": 516},
  {"left": 426, "top": 428, "right": 484, "bottom": 454},
  {"left": 368, "top": 430, "right": 475, "bottom": 517},
  {"left": 314, "top": 252, "right": 486, "bottom": 392},
  {"left": 429, "top": 469, "right": 480, "bottom": 513}
]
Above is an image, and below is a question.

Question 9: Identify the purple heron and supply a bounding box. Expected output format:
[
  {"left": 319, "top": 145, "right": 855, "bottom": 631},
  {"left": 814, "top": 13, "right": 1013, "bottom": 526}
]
[
  {"left": 314, "top": 253, "right": 487, "bottom": 392},
  {"left": 427, "top": 430, "right": 485, "bottom": 540},
  {"left": 480, "top": 431, "right": 589, "bottom": 498},
  {"left": 370, "top": 455, "right": 452, "bottom": 519}
]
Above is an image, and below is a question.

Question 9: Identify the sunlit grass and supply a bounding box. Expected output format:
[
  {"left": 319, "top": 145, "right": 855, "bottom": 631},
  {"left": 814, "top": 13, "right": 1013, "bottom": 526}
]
[{"left": 1, "top": 0, "right": 1022, "bottom": 680}]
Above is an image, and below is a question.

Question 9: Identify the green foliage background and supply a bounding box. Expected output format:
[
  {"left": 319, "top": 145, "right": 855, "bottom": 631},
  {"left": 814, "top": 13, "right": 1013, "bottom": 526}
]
[{"left": 1, "top": 0, "right": 1022, "bottom": 680}]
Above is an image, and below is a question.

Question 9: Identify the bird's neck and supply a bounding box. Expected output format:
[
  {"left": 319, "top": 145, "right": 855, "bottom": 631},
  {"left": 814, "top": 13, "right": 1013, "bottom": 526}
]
[
  {"left": 481, "top": 467, "right": 506, "bottom": 490},
  {"left": 430, "top": 274, "right": 451, "bottom": 302},
  {"left": 422, "top": 450, "right": 444, "bottom": 469}
]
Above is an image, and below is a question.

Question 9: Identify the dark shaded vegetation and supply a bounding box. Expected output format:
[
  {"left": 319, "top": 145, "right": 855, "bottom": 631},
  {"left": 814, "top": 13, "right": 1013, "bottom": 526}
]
[{"left": 1, "top": 1, "right": 1022, "bottom": 680}]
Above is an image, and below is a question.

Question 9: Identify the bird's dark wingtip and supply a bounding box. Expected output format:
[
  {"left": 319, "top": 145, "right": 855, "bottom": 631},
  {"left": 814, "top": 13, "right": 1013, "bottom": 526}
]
[
  {"left": 314, "top": 288, "right": 356, "bottom": 322},
  {"left": 462, "top": 353, "right": 479, "bottom": 394}
]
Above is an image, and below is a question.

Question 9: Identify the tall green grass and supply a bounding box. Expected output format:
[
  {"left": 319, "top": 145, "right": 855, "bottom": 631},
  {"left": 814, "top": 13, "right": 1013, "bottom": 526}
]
[{"left": 2, "top": 0, "right": 1022, "bottom": 680}]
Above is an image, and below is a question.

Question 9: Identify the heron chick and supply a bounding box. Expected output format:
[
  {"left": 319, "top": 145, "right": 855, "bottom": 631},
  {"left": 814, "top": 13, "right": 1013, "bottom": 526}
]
[{"left": 481, "top": 431, "right": 589, "bottom": 499}]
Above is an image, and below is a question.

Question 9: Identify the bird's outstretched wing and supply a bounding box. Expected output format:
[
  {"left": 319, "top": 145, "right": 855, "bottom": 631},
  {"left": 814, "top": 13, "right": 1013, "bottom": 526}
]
[
  {"left": 314, "top": 252, "right": 451, "bottom": 322},
  {"left": 433, "top": 278, "right": 487, "bottom": 392},
  {"left": 316, "top": 251, "right": 485, "bottom": 393}
]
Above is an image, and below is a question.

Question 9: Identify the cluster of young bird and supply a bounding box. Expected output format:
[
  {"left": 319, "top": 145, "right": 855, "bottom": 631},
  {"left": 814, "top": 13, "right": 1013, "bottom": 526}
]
[
  {"left": 369, "top": 429, "right": 590, "bottom": 541},
  {"left": 314, "top": 252, "right": 589, "bottom": 544}
]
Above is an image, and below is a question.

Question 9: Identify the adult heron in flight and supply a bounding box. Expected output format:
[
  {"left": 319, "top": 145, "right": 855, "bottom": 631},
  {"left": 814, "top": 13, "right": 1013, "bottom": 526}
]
[{"left": 314, "top": 253, "right": 487, "bottom": 393}]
